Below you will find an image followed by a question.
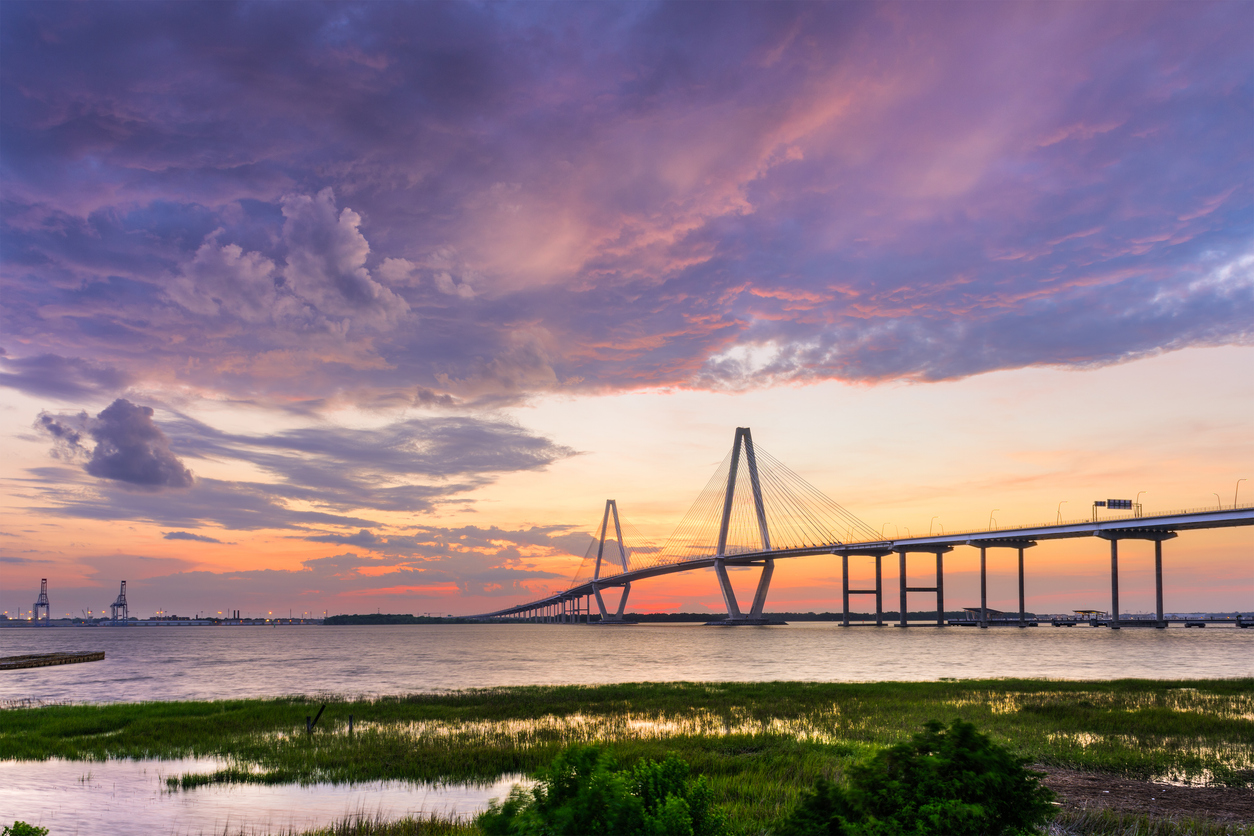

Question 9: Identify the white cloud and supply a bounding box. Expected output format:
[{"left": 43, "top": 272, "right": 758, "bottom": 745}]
[
  {"left": 435, "top": 271, "right": 475, "bottom": 299},
  {"left": 280, "top": 188, "right": 410, "bottom": 330},
  {"left": 166, "top": 231, "right": 278, "bottom": 323}
]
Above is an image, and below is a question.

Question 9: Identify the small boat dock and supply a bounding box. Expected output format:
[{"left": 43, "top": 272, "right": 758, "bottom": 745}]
[{"left": 0, "top": 651, "right": 106, "bottom": 670}]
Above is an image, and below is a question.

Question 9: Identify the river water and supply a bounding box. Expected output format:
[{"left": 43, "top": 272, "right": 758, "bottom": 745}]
[
  {"left": 2, "top": 623, "right": 1250, "bottom": 834},
  {"left": 1, "top": 622, "right": 1249, "bottom": 705}
]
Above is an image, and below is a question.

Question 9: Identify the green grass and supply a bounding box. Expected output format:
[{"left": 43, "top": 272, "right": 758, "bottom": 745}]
[
  {"left": 1049, "top": 809, "right": 1254, "bottom": 836},
  {"left": 2, "top": 679, "right": 1251, "bottom": 834}
]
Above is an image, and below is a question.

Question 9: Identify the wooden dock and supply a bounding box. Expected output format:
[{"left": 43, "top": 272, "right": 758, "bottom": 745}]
[{"left": 0, "top": 651, "right": 105, "bottom": 670}]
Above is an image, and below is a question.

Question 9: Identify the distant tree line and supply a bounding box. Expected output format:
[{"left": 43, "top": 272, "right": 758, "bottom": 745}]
[{"left": 323, "top": 613, "right": 478, "bottom": 625}]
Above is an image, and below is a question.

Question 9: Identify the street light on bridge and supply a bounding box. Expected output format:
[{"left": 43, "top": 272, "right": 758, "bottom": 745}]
[
  {"left": 929, "top": 516, "right": 939, "bottom": 535},
  {"left": 1236, "top": 479, "right": 1247, "bottom": 509},
  {"left": 1056, "top": 501, "right": 1066, "bottom": 524},
  {"left": 988, "top": 510, "right": 999, "bottom": 530}
]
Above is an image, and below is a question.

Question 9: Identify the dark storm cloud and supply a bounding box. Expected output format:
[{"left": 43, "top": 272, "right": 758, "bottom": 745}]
[{"left": 0, "top": 1, "right": 1249, "bottom": 403}]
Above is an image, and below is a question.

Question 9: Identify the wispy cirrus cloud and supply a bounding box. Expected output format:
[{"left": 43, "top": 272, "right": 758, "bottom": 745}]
[
  {"left": 26, "top": 399, "right": 576, "bottom": 528},
  {"left": 163, "top": 531, "right": 228, "bottom": 544}
]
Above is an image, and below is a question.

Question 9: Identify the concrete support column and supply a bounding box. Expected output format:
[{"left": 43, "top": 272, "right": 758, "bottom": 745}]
[
  {"left": 748, "top": 559, "right": 775, "bottom": 620},
  {"left": 1018, "top": 547, "right": 1026, "bottom": 627},
  {"left": 898, "top": 550, "right": 908, "bottom": 628},
  {"left": 874, "top": 555, "right": 883, "bottom": 626},
  {"left": 842, "top": 554, "right": 850, "bottom": 627},
  {"left": 979, "top": 547, "right": 988, "bottom": 628},
  {"left": 935, "top": 551, "right": 945, "bottom": 627},
  {"left": 1110, "top": 538, "right": 1120, "bottom": 629},
  {"left": 1155, "top": 540, "right": 1165, "bottom": 628},
  {"left": 714, "top": 558, "right": 743, "bottom": 620}
]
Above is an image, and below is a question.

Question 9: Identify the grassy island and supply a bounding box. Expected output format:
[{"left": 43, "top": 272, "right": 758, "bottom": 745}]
[{"left": 3, "top": 678, "right": 1252, "bottom": 834}]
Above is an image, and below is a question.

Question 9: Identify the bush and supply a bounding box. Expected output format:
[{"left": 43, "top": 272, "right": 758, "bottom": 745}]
[
  {"left": 478, "top": 744, "right": 725, "bottom": 836},
  {"left": 778, "top": 719, "right": 1055, "bottom": 836},
  {"left": 3, "top": 823, "right": 49, "bottom": 836}
]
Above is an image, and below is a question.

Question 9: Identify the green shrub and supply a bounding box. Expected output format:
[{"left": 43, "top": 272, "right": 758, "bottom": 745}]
[
  {"left": 778, "top": 719, "right": 1055, "bottom": 836},
  {"left": 2, "top": 823, "right": 49, "bottom": 836},
  {"left": 478, "top": 744, "right": 725, "bottom": 836}
]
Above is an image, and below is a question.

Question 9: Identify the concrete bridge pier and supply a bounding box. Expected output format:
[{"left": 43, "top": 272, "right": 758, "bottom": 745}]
[
  {"left": 980, "top": 548, "right": 987, "bottom": 628},
  {"left": 840, "top": 549, "right": 892, "bottom": 626},
  {"left": 965, "top": 539, "right": 1036, "bottom": 627},
  {"left": 592, "top": 582, "right": 632, "bottom": 623},
  {"left": 895, "top": 547, "right": 950, "bottom": 626},
  {"left": 875, "top": 555, "right": 883, "bottom": 625},
  {"left": 1097, "top": 529, "right": 1177, "bottom": 628}
]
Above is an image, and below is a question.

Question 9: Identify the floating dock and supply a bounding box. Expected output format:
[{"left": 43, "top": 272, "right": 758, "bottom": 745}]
[{"left": 0, "top": 651, "right": 105, "bottom": 670}]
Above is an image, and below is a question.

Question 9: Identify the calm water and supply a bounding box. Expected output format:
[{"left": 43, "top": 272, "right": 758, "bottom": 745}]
[
  {"left": 0, "top": 757, "right": 522, "bottom": 836},
  {"left": 1, "top": 622, "right": 1250, "bottom": 705},
  {"left": 2, "top": 624, "right": 1250, "bottom": 833}
]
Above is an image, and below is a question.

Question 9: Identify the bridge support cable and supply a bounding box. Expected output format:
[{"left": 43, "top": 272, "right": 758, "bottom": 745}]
[{"left": 659, "top": 427, "right": 878, "bottom": 565}]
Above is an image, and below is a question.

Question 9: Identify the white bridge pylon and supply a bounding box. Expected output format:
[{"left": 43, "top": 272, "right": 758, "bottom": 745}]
[
  {"left": 550, "top": 426, "right": 881, "bottom": 624},
  {"left": 591, "top": 499, "right": 633, "bottom": 622},
  {"left": 713, "top": 427, "right": 775, "bottom": 622}
]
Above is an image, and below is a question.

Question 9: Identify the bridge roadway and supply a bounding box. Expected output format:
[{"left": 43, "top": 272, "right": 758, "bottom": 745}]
[{"left": 472, "top": 506, "right": 1254, "bottom": 628}]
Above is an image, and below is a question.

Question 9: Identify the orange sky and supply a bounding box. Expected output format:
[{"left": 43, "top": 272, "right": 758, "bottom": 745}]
[{"left": 3, "top": 346, "right": 1249, "bottom": 619}]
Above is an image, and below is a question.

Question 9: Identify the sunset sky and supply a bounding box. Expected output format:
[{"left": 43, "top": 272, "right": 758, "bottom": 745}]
[{"left": 1, "top": 1, "right": 1250, "bottom": 620}]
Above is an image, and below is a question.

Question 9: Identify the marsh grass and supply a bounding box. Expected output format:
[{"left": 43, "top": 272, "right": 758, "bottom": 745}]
[
  {"left": 3, "top": 679, "right": 1251, "bottom": 834},
  {"left": 1048, "top": 809, "right": 1254, "bottom": 836},
  {"left": 235, "top": 812, "right": 477, "bottom": 836}
]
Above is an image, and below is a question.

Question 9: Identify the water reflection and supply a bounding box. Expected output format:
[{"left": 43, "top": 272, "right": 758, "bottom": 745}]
[{"left": 0, "top": 757, "right": 521, "bottom": 836}]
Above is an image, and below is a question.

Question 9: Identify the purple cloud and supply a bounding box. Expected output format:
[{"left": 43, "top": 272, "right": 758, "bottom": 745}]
[
  {"left": 36, "top": 398, "right": 194, "bottom": 489},
  {"left": 163, "top": 531, "right": 226, "bottom": 544},
  {"left": 28, "top": 402, "right": 575, "bottom": 527},
  {"left": 0, "top": 1, "right": 1249, "bottom": 407},
  {"left": 0, "top": 350, "right": 131, "bottom": 401}
]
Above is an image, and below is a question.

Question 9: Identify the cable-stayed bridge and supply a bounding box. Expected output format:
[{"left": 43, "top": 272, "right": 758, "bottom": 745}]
[{"left": 471, "top": 428, "right": 1254, "bottom": 628}]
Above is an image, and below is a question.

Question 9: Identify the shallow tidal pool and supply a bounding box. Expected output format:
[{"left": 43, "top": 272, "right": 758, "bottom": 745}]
[{"left": 0, "top": 757, "right": 521, "bottom": 835}]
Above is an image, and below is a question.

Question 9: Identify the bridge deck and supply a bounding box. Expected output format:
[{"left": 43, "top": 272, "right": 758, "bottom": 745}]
[{"left": 471, "top": 507, "right": 1253, "bottom": 619}]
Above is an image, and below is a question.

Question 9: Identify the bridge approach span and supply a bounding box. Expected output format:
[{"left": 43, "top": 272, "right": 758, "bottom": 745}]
[{"left": 471, "top": 429, "right": 1252, "bottom": 629}]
